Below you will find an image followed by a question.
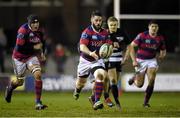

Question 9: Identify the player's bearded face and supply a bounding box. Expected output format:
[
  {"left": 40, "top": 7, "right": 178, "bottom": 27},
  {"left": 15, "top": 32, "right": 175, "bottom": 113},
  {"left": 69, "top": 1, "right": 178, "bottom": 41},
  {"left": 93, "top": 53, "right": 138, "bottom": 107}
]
[
  {"left": 91, "top": 16, "right": 102, "bottom": 31},
  {"left": 108, "top": 21, "right": 118, "bottom": 33},
  {"left": 30, "top": 22, "right": 40, "bottom": 31},
  {"left": 149, "top": 24, "right": 159, "bottom": 36}
]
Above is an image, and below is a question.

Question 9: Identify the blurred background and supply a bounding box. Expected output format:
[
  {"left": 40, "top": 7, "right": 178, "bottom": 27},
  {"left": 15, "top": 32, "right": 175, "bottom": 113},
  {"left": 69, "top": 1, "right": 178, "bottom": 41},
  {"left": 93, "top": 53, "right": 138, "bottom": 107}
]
[{"left": 0, "top": 0, "right": 179, "bottom": 92}]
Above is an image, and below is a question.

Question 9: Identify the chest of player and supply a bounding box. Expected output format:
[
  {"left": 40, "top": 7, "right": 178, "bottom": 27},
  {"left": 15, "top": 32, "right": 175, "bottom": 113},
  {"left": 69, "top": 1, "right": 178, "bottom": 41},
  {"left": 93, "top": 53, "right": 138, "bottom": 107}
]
[
  {"left": 110, "top": 33, "right": 126, "bottom": 43},
  {"left": 25, "top": 32, "right": 42, "bottom": 44},
  {"left": 140, "top": 38, "right": 161, "bottom": 50},
  {"left": 109, "top": 34, "right": 127, "bottom": 50},
  {"left": 89, "top": 34, "right": 108, "bottom": 47}
]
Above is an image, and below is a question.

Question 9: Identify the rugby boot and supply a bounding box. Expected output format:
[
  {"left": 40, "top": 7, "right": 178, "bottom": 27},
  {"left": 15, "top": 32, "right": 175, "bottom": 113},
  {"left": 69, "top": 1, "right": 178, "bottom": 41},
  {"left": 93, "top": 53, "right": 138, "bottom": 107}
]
[
  {"left": 143, "top": 103, "right": 151, "bottom": 108},
  {"left": 104, "top": 97, "right": 115, "bottom": 107},
  {"left": 5, "top": 86, "right": 13, "bottom": 103},
  {"left": 73, "top": 90, "right": 80, "bottom": 100},
  {"left": 128, "top": 76, "right": 135, "bottom": 85},
  {"left": 88, "top": 95, "right": 95, "bottom": 107},
  {"left": 93, "top": 101, "right": 103, "bottom": 110},
  {"left": 35, "top": 101, "right": 48, "bottom": 110}
]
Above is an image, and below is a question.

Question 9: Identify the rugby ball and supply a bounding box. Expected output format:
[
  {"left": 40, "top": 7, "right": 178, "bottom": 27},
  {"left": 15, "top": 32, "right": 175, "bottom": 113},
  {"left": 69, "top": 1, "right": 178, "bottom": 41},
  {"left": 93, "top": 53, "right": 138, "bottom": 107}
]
[{"left": 99, "top": 43, "right": 113, "bottom": 59}]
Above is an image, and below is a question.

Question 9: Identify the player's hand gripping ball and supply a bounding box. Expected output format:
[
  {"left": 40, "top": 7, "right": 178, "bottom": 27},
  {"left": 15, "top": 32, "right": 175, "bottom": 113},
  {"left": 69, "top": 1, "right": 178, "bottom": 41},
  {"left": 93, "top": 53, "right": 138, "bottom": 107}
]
[{"left": 99, "top": 43, "right": 113, "bottom": 59}]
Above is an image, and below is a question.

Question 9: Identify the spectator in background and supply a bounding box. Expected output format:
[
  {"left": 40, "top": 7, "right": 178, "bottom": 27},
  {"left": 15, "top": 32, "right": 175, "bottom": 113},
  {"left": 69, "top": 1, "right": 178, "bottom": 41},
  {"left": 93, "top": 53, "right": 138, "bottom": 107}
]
[
  {"left": 54, "top": 44, "right": 67, "bottom": 74},
  {"left": 0, "top": 27, "right": 7, "bottom": 73}
]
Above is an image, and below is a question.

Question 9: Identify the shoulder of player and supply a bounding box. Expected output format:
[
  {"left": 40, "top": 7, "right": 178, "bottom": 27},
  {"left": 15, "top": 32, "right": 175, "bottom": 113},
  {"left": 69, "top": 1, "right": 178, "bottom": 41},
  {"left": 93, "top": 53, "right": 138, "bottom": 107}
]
[
  {"left": 81, "top": 26, "right": 92, "bottom": 34},
  {"left": 136, "top": 31, "right": 147, "bottom": 38},
  {"left": 18, "top": 23, "right": 29, "bottom": 34}
]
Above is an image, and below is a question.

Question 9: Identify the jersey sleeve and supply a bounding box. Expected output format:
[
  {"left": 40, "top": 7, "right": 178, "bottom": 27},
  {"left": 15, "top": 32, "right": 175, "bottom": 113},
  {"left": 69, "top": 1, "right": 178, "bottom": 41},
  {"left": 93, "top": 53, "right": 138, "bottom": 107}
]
[
  {"left": 15, "top": 26, "right": 34, "bottom": 52},
  {"left": 133, "top": 33, "right": 142, "bottom": 46},
  {"left": 79, "top": 29, "right": 90, "bottom": 46},
  {"left": 16, "top": 27, "right": 26, "bottom": 45}
]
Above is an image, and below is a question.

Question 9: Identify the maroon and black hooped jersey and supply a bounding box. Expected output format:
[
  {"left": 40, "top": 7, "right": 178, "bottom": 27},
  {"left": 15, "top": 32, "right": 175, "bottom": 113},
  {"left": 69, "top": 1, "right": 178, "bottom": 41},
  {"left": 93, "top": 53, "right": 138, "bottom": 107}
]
[
  {"left": 133, "top": 31, "right": 166, "bottom": 59},
  {"left": 79, "top": 25, "right": 112, "bottom": 61},
  {"left": 12, "top": 23, "right": 45, "bottom": 62}
]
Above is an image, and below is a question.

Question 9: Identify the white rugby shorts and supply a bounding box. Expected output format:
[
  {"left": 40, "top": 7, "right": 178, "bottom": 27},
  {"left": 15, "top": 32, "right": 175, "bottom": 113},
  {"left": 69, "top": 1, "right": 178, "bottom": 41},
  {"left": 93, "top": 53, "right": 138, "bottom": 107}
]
[
  {"left": 136, "top": 58, "right": 158, "bottom": 73},
  {"left": 77, "top": 56, "right": 105, "bottom": 77},
  {"left": 12, "top": 56, "right": 40, "bottom": 76}
]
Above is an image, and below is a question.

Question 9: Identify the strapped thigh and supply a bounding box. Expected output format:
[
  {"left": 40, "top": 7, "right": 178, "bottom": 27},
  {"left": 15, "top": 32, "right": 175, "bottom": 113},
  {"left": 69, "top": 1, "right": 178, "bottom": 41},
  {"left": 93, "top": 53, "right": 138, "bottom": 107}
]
[
  {"left": 29, "top": 65, "right": 41, "bottom": 74},
  {"left": 26, "top": 56, "right": 41, "bottom": 74}
]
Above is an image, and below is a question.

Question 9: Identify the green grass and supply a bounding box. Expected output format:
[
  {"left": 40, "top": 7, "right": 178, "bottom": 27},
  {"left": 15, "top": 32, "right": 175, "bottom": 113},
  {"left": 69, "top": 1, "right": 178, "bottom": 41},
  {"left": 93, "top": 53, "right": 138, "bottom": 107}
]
[{"left": 0, "top": 91, "right": 180, "bottom": 117}]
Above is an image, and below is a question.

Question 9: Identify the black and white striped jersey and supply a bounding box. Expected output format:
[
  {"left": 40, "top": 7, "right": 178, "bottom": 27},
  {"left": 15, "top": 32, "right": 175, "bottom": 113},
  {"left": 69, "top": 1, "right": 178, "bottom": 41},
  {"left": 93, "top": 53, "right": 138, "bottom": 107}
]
[{"left": 108, "top": 28, "right": 131, "bottom": 62}]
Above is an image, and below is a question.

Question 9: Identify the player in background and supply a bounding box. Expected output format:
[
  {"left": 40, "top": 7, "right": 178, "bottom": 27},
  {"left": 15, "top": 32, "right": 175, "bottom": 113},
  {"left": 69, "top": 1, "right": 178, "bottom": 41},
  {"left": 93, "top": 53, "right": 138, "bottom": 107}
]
[
  {"left": 88, "top": 16, "right": 131, "bottom": 110},
  {"left": 73, "top": 10, "right": 112, "bottom": 110},
  {"left": 128, "top": 20, "right": 166, "bottom": 107},
  {"left": 5, "top": 14, "right": 47, "bottom": 110},
  {"left": 105, "top": 16, "right": 130, "bottom": 109}
]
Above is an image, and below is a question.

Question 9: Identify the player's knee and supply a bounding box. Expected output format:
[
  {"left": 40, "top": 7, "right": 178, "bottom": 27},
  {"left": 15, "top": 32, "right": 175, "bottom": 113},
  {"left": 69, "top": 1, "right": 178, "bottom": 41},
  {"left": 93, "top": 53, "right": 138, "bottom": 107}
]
[
  {"left": 135, "top": 80, "right": 144, "bottom": 88},
  {"left": 16, "top": 77, "right": 25, "bottom": 86},
  {"left": 17, "top": 79, "right": 24, "bottom": 86},
  {"left": 96, "top": 73, "right": 104, "bottom": 81},
  {"left": 31, "top": 65, "right": 42, "bottom": 80},
  {"left": 110, "top": 78, "right": 117, "bottom": 85},
  {"left": 33, "top": 70, "right": 42, "bottom": 80},
  {"left": 76, "top": 77, "right": 87, "bottom": 88}
]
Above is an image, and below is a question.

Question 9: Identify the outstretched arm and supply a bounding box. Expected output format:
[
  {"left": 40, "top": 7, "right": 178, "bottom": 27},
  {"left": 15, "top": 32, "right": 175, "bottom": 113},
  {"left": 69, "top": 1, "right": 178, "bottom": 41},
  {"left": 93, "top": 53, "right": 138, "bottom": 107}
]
[
  {"left": 121, "top": 45, "right": 130, "bottom": 65},
  {"left": 80, "top": 44, "right": 98, "bottom": 60},
  {"left": 158, "top": 49, "right": 166, "bottom": 62},
  {"left": 129, "top": 42, "right": 138, "bottom": 67}
]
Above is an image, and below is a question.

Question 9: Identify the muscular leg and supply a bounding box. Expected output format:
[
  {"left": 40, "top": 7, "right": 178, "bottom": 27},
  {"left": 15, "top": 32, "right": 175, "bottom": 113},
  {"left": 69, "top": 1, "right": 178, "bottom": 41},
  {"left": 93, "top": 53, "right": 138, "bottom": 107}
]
[
  {"left": 28, "top": 64, "right": 47, "bottom": 110},
  {"left": 103, "top": 75, "right": 110, "bottom": 100},
  {"left": 144, "top": 68, "right": 157, "bottom": 107},
  {"left": 5, "top": 76, "right": 24, "bottom": 103},
  {"left": 73, "top": 76, "right": 87, "bottom": 100},
  {"left": 108, "top": 68, "right": 120, "bottom": 108},
  {"left": 29, "top": 65, "right": 43, "bottom": 104},
  {"left": 5, "top": 58, "right": 26, "bottom": 103},
  {"left": 92, "top": 68, "right": 106, "bottom": 110},
  {"left": 94, "top": 71, "right": 104, "bottom": 103},
  {"left": 134, "top": 72, "right": 146, "bottom": 88},
  {"left": 10, "top": 76, "right": 25, "bottom": 89}
]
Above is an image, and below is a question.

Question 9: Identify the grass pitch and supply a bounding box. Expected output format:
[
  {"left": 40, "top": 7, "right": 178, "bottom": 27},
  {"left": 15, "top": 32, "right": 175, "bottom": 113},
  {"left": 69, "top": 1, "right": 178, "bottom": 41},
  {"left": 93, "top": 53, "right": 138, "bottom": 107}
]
[{"left": 0, "top": 91, "right": 180, "bottom": 117}]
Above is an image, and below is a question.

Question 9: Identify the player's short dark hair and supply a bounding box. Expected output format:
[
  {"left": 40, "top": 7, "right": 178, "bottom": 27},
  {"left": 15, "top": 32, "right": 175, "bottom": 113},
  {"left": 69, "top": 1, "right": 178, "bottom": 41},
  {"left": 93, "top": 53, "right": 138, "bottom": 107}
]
[
  {"left": 91, "top": 10, "right": 102, "bottom": 17},
  {"left": 148, "top": 20, "right": 159, "bottom": 25},
  {"left": 27, "top": 14, "right": 39, "bottom": 24}
]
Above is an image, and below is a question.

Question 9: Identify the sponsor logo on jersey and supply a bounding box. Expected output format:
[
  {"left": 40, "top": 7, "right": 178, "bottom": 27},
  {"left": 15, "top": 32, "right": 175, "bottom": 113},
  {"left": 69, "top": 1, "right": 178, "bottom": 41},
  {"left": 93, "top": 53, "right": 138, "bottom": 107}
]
[
  {"left": 116, "top": 36, "right": 124, "bottom": 42},
  {"left": 30, "top": 37, "right": 41, "bottom": 43},
  {"left": 92, "top": 35, "right": 98, "bottom": 40}
]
